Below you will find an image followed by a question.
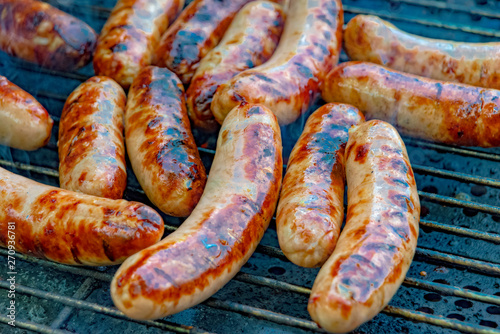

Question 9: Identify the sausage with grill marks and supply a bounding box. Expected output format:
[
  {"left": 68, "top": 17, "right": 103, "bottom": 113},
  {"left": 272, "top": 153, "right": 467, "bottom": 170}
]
[
  {"left": 308, "top": 120, "right": 420, "bottom": 333},
  {"left": 186, "top": 1, "right": 285, "bottom": 133},
  {"left": 0, "top": 76, "right": 53, "bottom": 150},
  {"left": 58, "top": 77, "right": 127, "bottom": 199},
  {"left": 111, "top": 103, "right": 282, "bottom": 320},
  {"left": 154, "top": 0, "right": 285, "bottom": 85},
  {"left": 344, "top": 15, "right": 500, "bottom": 89},
  {"left": 276, "top": 103, "right": 364, "bottom": 268},
  {"left": 0, "top": 0, "right": 97, "bottom": 70},
  {"left": 93, "top": 0, "right": 185, "bottom": 89},
  {"left": 0, "top": 167, "right": 164, "bottom": 266},
  {"left": 126, "top": 66, "right": 206, "bottom": 217},
  {"left": 322, "top": 61, "right": 500, "bottom": 147},
  {"left": 211, "top": 0, "right": 343, "bottom": 126}
]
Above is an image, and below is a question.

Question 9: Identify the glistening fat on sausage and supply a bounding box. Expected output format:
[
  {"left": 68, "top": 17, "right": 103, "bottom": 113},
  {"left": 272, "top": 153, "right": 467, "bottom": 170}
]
[
  {"left": 277, "top": 103, "right": 364, "bottom": 268},
  {"left": 0, "top": 76, "right": 53, "bottom": 151},
  {"left": 344, "top": 15, "right": 500, "bottom": 89},
  {"left": 0, "top": 167, "right": 164, "bottom": 266},
  {"left": 126, "top": 66, "right": 207, "bottom": 217},
  {"left": 322, "top": 61, "right": 500, "bottom": 147},
  {"left": 94, "top": 0, "right": 185, "bottom": 89},
  {"left": 58, "top": 76, "right": 127, "bottom": 199},
  {"left": 308, "top": 120, "right": 420, "bottom": 333},
  {"left": 186, "top": 0, "right": 285, "bottom": 133},
  {"left": 111, "top": 103, "right": 283, "bottom": 320},
  {"left": 0, "top": 0, "right": 97, "bottom": 70},
  {"left": 211, "top": 0, "right": 343, "bottom": 126}
]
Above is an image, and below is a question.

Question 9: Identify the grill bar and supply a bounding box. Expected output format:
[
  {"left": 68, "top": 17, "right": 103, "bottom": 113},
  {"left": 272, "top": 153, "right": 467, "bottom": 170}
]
[
  {"left": 0, "top": 315, "right": 71, "bottom": 334},
  {"left": 418, "top": 191, "right": 500, "bottom": 216},
  {"left": 0, "top": 281, "right": 213, "bottom": 334},
  {"left": 393, "top": 0, "right": 500, "bottom": 20},
  {"left": 419, "top": 219, "right": 500, "bottom": 244},
  {"left": 412, "top": 164, "right": 500, "bottom": 188}
]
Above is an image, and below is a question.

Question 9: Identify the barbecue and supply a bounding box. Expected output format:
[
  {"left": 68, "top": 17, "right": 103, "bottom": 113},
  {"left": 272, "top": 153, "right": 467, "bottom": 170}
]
[{"left": 0, "top": 0, "right": 499, "bottom": 333}]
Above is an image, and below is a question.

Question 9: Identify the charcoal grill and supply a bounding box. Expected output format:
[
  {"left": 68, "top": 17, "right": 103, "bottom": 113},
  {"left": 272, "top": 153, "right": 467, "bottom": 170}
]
[{"left": 0, "top": 0, "right": 499, "bottom": 333}]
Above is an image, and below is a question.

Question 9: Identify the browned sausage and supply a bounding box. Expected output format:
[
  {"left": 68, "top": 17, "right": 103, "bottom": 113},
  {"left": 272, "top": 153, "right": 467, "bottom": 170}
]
[
  {"left": 154, "top": 0, "right": 285, "bottom": 85},
  {"left": 0, "top": 76, "right": 53, "bottom": 150},
  {"left": 308, "top": 120, "right": 420, "bottom": 333},
  {"left": 125, "top": 66, "right": 207, "bottom": 217},
  {"left": 211, "top": 0, "right": 343, "bottom": 126},
  {"left": 58, "top": 77, "right": 127, "bottom": 199},
  {"left": 0, "top": 0, "right": 97, "bottom": 70},
  {"left": 276, "top": 103, "right": 364, "bottom": 268},
  {"left": 111, "top": 103, "right": 282, "bottom": 320},
  {"left": 0, "top": 166, "right": 164, "bottom": 266},
  {"left": 323, "top": 61, "right": 500, "bottom": 147},
  {"left": 186, "top": 1, "right": 285, "bottom": 133},
  {"left": 344, "top": 15, "right": 500, "bottom": 89},
  {"left": 93, "top": 0, "right": 185, "bottom": 89}
]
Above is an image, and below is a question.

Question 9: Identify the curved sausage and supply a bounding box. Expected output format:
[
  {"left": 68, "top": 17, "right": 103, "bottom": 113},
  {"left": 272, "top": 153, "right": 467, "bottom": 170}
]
[
  {"left": 111, "top": 103, "right": 282, "bottom": 320},
  {"left": 0, "top": 167, "right": 164, "bottom": 266},
  {"left": 0, "top": 76, "right": 53, "bottom": 151},
  {"left": 344, "top": 15, "right": 500, "bottom": 90},
  {"left": 308, "top": 120, "right": 420, "bottom": 333},
  {"left": 154, "top": 0, "right": 284, "bottom": 85},
  {"left": 58, "top": 77, "right": 127, "bottom": 199},
  {"left": 186, "top": 1, "right": 285, "bottom": 133},
  {"left": 276, "top": 103, "right": 364, "bottom": 268},
  {"left": 0, "top": 0, "right": 97, "bottom": 71},
  {"left": 323, "top": 61, "right": 500, "bottom": 147},
  {"left": 125, "top": 66, "right": 207, "bottom": 217},
  {"left": 211, "top": 0, "right": 343, "bottom": 126},
  {"left": 93, "top": 0, "right": 185, "bottom": 89}
]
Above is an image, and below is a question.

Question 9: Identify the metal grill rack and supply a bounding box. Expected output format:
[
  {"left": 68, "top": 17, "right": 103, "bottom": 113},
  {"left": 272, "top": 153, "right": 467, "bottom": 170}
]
[{"left": 0, "top": 0, "right": 500, "bottom": 333}]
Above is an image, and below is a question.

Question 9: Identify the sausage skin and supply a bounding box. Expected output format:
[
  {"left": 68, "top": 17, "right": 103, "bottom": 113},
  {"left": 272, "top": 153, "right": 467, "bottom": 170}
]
[
  {"left": 308, "top": 120, "right": 420, "bottom": 333},
  {"left": 58, "top": 77, "right": 127, "bottom": 199},
  {"left": 0, "top": 167, "right": 164, "bottom": 266},
  {"left": 323, "top": 61, "right": 500, "bottom": 147},
  {"left": 276, "top": 103, "right": 364, "bottom": 268},
  {"left": 93, "top": 0, "right": 185, "bottom": 89},
  {"left": 111, "top": 103, "right": 283, "bottom": 320},
  {"left": 186, "top": 1, "right": 285, "bottom": 133},
  {"left": 211, "top": 0, "right": 343, "bottom": 126},
  {"left": 154, "top": 0, "right": 284, "bottom": 85},
  {"left": 0, "top": 76, "right": 53, "bottom": 150},
  {"left": 0, "top": 0, "right": 97, "bottom": 71},
  {"left": 126, "top": 66, "right": 207, "bottom": 217},
  {"left": 344, "top": 15, "right": 500, "bottom": 90}
]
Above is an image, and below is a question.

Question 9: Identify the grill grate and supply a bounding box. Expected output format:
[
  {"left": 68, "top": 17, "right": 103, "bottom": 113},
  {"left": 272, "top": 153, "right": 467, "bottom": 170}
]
[{"left": 0, "top": 0, "right": 499, "bottom": 333}]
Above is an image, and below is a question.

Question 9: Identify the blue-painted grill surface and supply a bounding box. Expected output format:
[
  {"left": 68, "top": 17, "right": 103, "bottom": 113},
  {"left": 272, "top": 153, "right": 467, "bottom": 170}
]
[{"left": 0, "top": 0, "right": 499, "bottom": 333}]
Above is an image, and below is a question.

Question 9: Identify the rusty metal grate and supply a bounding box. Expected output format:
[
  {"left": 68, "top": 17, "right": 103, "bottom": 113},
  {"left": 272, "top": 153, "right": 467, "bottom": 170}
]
[{"left": 0, "top": 0, "right": 500, "bottom": 333}]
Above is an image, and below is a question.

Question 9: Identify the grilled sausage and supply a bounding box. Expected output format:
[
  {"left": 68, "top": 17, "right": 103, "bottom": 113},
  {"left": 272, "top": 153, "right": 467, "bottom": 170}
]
[
  {"left": 186, "top": 1, "right": 285, "bottom": 133},
  {"left": 211, "top": 0, "right": 343, "bottom": 126},
  {"left": 323, "top": 61, "right": 500, "bottom": 147},
  {"left": 0, "top": 167, "right": 164, "bottom": 266},
  {"left": 344, "top": 15, "right": 500, "bottom": 90},
  {"left": 154, "top": 0, "right": 285, "bottom": 85},
  {"left": 0, "top": 76, "right": 53, "bottom": 150},
  {"left": 308, "top": 120, "right": 420, "bottom": 333},
  {"left": 93, "top": 0, "right": 185, "bottom": 89},
  {"left": 276, "top": 103, "right": 364, "bottom": 268},
  {"left": 0, "top": 0, "right": 97, "bottom": 71},
  {"left": 111, "top": 103, "right": 283, "bottom": 320},
  {"left": 126, "top": 66, "right": 206, "bottom": 217},
  {"left": 58, "top": 77, "right": 127, "bottom": 199}
]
